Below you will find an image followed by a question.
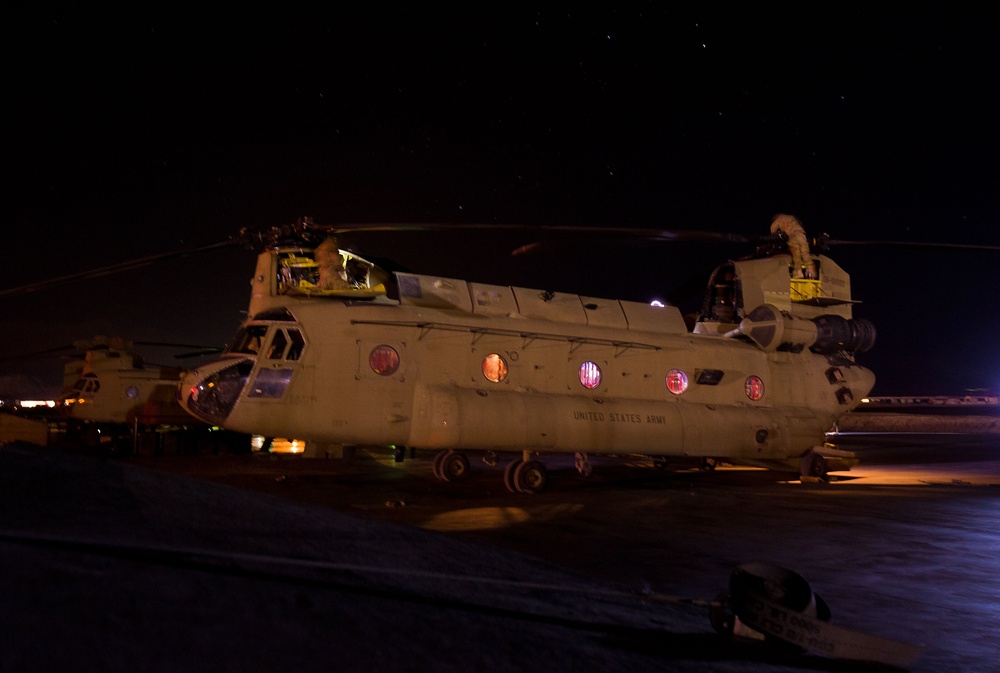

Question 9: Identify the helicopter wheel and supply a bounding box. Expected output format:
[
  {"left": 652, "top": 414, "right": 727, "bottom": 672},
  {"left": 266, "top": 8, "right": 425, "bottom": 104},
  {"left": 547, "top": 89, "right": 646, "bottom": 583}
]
[
  {"left": 440, "top": 452, "right": 471, "bottom": 482},
  {"left": 503, "top": 459, "right": 523, "bottom": 493},
  {"left": 803, "top": 453, "right": 830, "bottom": 483},
  {"left": 432, "top": 449, "right": 451, "bottom": 480},
  {"left": 513, "top": 460, "right": 548, "bottom": 494}
]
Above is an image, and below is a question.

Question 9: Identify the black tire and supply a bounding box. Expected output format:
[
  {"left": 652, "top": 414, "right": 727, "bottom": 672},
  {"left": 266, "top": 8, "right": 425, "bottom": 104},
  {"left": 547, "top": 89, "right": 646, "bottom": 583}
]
[
  {"left": 432, "top": 449, "right": 450, "bottom": 480},
  {"left": 514, "top": 460, "right": 548, "bottom": 494},
  {"left": 503, "top": 459, "right": 522, "bottom": 492},
  {"left": 809, "top": 454, "right": 830, "bottom": 483},
  {"left": 441, "top": 452, "right": 470, "bottom": 482}
]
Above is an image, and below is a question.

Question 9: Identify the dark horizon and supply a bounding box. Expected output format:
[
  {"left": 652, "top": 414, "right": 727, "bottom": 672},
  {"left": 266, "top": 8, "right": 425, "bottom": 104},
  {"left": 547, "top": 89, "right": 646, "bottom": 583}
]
[{"left": 4, "top": 7, "right": 998, "bottom": 396}]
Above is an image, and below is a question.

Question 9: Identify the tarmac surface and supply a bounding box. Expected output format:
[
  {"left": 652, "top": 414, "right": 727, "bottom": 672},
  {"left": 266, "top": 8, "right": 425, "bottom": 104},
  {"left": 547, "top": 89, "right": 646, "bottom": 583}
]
[{"left": 1, "top": 430, "right": 998, "bottom": 672}]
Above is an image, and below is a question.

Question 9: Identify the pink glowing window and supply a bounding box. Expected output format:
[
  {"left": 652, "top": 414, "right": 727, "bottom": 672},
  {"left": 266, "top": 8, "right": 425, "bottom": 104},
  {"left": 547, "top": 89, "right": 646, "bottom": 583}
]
[
  {"left": 369, "top": 345, "right": 400, "bottom": 375},
  {"left": 745, "top": 375, "right": 765, "bottom": 401},
  {"left": 579, "top": 361, "right": 602, "bottom": 389},
  {"left": 666, "top": 369, "right": 689, "bottom": 395}
]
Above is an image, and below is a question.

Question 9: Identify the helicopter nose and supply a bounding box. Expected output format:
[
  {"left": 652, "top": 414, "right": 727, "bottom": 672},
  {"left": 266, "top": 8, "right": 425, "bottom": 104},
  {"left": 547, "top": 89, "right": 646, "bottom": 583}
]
[{"left": 178, "top": 357, "right": 254, "bottom": 425}]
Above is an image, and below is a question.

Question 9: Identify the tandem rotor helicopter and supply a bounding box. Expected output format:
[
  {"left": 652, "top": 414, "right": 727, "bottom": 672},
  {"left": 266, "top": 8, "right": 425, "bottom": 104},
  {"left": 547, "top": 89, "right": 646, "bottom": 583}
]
[
  {"left": 8, "top": 215, "right": 992, "bottom": 491},
  {"left": 4, "top": 337, "right": 225, "bottom": 453},
  {"left": 175, "top": 214, "right": 880, "bottom": 492}
]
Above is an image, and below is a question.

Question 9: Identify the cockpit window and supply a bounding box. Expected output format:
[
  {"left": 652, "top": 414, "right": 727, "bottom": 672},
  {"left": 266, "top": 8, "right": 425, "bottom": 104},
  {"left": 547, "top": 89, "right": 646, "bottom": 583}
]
[
  {"left": 251, "top": 308, "right": 297, "bottom": 322},
  {"left": 286, "top": 329, "right": 305, "bottom": 361},
  {"left": 248, "top": 368, "right": 293, "bottom": 398},
  {"left": 229, "top": 325, "right": 269, "bottom": 355},
  {"left": 228, "top": 324, "right": 307, "bottom": 361},
  {"left": 72, "top": 377, "right": 100, "bottom": 394},
  {"left": 266, "top": 330, "right": 288, "bottom": 360}
]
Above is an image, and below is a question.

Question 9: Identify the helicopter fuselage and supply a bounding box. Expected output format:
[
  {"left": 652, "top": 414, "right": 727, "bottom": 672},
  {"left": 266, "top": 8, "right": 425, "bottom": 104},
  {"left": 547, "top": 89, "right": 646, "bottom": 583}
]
[{"left": 179, "top": 255, "right": 875, "bottom": 477}]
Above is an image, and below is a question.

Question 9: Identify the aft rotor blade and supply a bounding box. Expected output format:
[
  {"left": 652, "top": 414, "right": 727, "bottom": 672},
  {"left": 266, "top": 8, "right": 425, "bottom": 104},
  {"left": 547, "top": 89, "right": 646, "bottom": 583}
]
[{"left": 821, "top": 238, "right": 1000, "bottom": 252}]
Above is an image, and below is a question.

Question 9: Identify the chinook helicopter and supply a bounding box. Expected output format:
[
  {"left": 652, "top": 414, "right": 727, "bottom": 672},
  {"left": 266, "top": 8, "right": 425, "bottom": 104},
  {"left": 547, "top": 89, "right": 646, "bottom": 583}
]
[
  {"left": 174, "top": 216, "right": 879, "bottom": 492},
  {"left": 6, "top": 337, "right": 223, "bottom": 453},
  {"left": 58, "top": 337, "right": 195, "bottom": 425}
]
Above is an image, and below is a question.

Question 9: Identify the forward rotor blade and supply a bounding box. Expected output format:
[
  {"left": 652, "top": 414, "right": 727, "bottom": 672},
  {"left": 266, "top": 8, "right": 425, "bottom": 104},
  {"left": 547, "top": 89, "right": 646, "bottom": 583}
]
[
  {"left": 508, "top": 228, "right": 770, "bottom": 256},
  {"left": 311, "top": 221, "right": 770, "bottom": 243},
  {"left": 0, "top": 239, "right": 240, "bottom": 299}
]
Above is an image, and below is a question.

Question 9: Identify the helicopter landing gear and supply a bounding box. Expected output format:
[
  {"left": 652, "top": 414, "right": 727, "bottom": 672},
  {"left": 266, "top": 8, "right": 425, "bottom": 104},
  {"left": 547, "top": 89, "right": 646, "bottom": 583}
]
[
  {"left": 515, "top": 460, "right": 548, "bottom": 494},
  {"left": 503, "top": 453, "right": 548, "bottom": 494},
  {"left": 574, "top": 452, "right": 592, "bottom": 477},
  {"left": 481, "top": 450, "right": 499, "bottom": 467},
  {"left": 701, "top": 458, "right": 719, "bottom": 471},
  {"left": 432, "top": 450, "right": 471, "bottom": 482},
  {"left": 433, "top": 450, "right": 447, "bottom": 479},
  {"left": 800, "top": 452, "right": 830, "bottom": 484},
  {"left": 503, "top": 459, "right": 522, "bottom": 492}
]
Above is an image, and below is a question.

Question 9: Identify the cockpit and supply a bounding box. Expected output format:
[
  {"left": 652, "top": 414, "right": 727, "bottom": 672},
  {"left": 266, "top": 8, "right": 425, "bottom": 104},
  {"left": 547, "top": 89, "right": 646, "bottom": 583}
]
[{"left": 180, "top": 308, "right": 307, "bottom": 425}]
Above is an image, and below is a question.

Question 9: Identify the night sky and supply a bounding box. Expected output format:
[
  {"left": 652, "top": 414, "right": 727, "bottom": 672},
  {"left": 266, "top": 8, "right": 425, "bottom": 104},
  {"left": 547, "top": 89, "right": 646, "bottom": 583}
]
[{"left": 4, "top": 6, "right": 999, "bottom": 396}]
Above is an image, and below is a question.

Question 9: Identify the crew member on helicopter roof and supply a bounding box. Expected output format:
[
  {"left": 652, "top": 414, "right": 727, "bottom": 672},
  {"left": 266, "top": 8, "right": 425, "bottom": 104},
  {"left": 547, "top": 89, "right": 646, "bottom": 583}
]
[
  {"left": 770, "top": 213, "right": 817, "bottom": 279},
  {"left": 314, "top": 236, "right": 352, "bottom": 291}
]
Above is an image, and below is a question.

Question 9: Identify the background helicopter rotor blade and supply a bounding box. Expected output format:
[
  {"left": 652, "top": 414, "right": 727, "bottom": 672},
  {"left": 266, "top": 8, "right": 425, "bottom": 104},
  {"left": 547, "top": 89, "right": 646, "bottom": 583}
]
[{"left": 1, "top": 338, "right": 223, "bottom": 366}]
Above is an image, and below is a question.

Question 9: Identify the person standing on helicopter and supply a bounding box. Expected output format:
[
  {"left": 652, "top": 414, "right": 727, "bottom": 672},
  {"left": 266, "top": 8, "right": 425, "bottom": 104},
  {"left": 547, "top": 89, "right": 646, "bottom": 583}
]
[{"left": 770, "top": 213, "right": 817, "bottom": 279}]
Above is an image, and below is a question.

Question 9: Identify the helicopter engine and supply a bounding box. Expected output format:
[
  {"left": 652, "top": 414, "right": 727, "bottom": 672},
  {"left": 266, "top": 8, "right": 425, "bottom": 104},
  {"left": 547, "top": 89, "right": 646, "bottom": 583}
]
[{"left": 734, "top": 304, "right": 877, "bottom": 355}]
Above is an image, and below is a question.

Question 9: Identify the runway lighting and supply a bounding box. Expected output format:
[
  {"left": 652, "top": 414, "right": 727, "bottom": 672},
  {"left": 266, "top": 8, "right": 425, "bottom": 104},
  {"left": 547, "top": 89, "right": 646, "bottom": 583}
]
[
  {"left": 17, "top": 400, "right": 55, "bottom": 409},
  {"left": 269, "top": 437, "right": 306, "bottom": 454}
]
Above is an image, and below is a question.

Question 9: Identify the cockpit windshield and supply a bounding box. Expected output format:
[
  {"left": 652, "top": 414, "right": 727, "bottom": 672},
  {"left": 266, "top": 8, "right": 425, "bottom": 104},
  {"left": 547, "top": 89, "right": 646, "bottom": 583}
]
[
  {"left": 228, "top": 324, "right": 269, "bottom": 355},
  {"left": 226, "top": 321, "right": 307, "bottom": 361}
]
